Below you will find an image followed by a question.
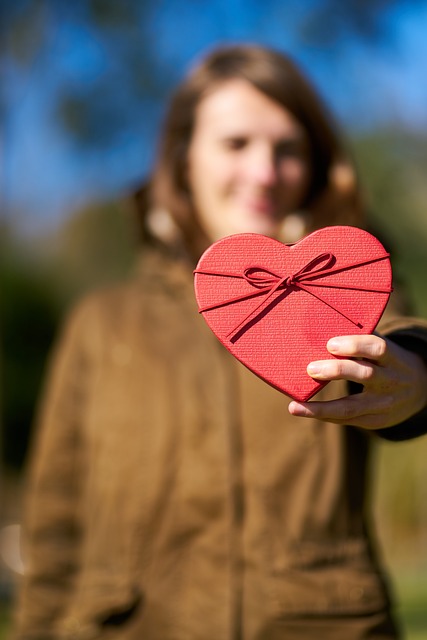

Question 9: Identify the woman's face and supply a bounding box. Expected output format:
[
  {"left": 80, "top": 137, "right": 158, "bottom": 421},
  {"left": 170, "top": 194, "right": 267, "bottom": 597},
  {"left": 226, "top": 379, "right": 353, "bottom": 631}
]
[{"left": 187, "top": 79, "right": 312, "bottom": 242}]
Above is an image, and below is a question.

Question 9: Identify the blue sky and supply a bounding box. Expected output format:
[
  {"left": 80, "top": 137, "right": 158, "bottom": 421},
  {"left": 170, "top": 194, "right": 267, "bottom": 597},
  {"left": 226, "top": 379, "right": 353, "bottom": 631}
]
[{"left": 3, "top": 0, "right": 427, "bottom": 235}]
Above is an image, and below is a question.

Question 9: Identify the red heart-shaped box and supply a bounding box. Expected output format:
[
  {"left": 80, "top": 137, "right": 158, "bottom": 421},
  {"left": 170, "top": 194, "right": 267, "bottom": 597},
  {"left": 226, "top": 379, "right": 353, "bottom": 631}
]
[{"left": 194, "top": 226, "right": 392, "bottom": 402}]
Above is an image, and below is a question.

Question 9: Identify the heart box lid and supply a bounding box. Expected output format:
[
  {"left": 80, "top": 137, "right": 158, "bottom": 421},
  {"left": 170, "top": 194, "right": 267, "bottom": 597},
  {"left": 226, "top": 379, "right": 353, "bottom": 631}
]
[{"left": 194, "top": 226, "right": 392, "bottom": 402}]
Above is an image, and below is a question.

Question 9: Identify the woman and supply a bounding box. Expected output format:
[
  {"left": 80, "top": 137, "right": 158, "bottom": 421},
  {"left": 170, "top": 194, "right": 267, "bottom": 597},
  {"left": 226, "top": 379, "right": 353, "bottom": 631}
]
[{"left": 11, "top": 45, "right": 427, "bottom": 640}]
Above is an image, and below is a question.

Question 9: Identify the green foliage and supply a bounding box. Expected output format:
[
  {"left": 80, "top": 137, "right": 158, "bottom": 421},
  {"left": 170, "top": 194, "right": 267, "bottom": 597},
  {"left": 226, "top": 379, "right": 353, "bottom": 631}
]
[
  {"left": 0, "top": 604, "right": 11, "bottom": 638},
  {"left": 353, "top": 130, "right": 427, "bottom": 317},
  {"left": 87, "top": 0, "right": 141, "bottom": 28},
  {"left": 392, "top": 573, "right": 427, "bottom": 640},
  {"left": 41, "top": 200, "right": 136, "bottom": 305},
  {"left": 0, "top": 1, "right": 47, "bottom": 66},
  {"left": 1, "top": 203, "right": 136, "bottom": 470},
  {"left": 352, "top": 130, "right": 427, "bottom": 596},
  {"left": 1, "top": 238, "right": 61, "bottom": 469}
]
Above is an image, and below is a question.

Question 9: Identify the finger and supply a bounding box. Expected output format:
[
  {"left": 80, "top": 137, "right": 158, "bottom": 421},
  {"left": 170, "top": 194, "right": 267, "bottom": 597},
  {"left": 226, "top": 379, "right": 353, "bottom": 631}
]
[
  {"left": 307, "top": 358, "right": 376, "bottom": 383},
  {"left": 327, "top": 335, "right": 388, "bottom": 363},
  {"left": 288, "top": 392, "right": 393, "bottom": 425},
  {"left": 288, "top": 401, "right": 391, "bottom": 429}
]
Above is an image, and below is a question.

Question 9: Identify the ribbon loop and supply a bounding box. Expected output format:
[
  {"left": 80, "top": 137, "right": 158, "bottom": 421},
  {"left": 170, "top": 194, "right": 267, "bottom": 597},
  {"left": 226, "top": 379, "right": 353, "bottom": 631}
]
[
  {"left": 195, "top": 250, "right": 392, "bottom": 342},
  {"left": 243, "top": 267, "right": 281, "bottom": 289},
  {"left": 294, "top": 252, "right": 335, "bottom": 280},
  {"left": 241, "top": 253, "right": 336, "bottom": 294}
]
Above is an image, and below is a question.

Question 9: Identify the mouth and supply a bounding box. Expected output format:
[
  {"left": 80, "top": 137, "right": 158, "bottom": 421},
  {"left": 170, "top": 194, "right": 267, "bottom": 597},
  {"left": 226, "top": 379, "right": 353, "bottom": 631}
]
[{"left": 239, "top": 195, "right": 277, "bottom": 217}]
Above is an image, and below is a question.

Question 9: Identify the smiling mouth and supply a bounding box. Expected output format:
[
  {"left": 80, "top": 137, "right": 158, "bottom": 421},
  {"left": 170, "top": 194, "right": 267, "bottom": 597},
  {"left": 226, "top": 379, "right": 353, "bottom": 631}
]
[{"left": 243, "top": 199, "right": 278, "bottom": 216}]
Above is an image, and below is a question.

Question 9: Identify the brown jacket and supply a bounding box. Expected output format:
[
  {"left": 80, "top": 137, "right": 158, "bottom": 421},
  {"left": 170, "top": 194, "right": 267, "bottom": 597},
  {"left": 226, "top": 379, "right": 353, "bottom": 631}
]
[{"left": 11, "top": 249, "right": 427, "bottom": 640}]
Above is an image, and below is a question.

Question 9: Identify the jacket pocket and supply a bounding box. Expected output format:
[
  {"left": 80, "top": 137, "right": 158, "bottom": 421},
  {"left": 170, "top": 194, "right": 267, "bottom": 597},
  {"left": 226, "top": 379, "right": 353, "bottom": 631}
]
[{"left": 271, "top": 538, "right": 389, "bottom": 617}]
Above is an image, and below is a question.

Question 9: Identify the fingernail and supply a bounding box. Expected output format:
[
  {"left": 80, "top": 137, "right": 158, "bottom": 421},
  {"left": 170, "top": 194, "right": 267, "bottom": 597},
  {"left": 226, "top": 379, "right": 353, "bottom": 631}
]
[
  {"left": 289, "top": 402, "right": 309, "bottom": 416},
  {"left": 307, "top": 363, "right": 321, "bottom": 375},
  {"left": 327, "top": 338, "right": 340, "bottom": 352}
]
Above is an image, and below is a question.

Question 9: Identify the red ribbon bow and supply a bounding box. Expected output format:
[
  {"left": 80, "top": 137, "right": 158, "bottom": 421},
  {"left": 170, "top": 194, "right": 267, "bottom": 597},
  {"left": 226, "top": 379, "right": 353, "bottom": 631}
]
[{"left": 194, "top": 252, "right": 392, "bottom": 342}]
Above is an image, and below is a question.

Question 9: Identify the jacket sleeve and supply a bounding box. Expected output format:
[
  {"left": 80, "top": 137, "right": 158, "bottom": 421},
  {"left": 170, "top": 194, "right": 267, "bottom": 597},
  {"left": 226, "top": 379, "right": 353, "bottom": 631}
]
[
  {"left": 376, "top": 314, "right": 427, "bottom": 441},
  {"left": 10, "top": 297, "right": 100, "bottom": 639}
]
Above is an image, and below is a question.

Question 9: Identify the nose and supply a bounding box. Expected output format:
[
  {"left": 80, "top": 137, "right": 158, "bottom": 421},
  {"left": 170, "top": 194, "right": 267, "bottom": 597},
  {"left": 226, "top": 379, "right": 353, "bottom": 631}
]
[{"left": 246, "top": 143, "right": 278, "bottom": 187}]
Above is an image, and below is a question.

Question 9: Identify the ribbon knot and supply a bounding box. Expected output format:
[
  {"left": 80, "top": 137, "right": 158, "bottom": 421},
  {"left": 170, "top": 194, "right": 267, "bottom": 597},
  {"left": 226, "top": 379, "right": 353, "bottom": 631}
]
[{"left": 194, "top": 251, "right": 392, "bottom": 342}]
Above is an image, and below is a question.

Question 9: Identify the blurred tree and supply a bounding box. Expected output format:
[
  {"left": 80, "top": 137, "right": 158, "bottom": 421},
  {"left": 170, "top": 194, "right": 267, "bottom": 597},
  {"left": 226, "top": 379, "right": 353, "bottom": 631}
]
[
  {"left": 0, "top": 0, "right": 46, "bottom": 67},
  {"left": 2, "top": 0, "right": 425, "bottom": 154},
  {"left": 299, "top": 0, "right": 427, "bottom": 45},
  {"left": 351, "top": 130, "right": 427, "bottom": 575},
  {"left": 0, "top": 0, "right": 163, "bottom": 154},
  {"left": 1, "top": 233, "right": 61, "bottom": 470},
  {"left": 353, "top": 129, "right": 427, "bottom": 316},
  {"left": 43, "top": 199, "right": 136, "bottom": 302},
  {"left": 0, "top": 202, "right": 135, "bottom": 471}
]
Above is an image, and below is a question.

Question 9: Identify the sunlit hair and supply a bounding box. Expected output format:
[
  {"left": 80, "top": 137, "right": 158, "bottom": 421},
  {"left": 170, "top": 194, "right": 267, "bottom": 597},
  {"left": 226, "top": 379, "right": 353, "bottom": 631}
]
[{"left": 135, "top": 44, "right": 364, "bottom": 258}]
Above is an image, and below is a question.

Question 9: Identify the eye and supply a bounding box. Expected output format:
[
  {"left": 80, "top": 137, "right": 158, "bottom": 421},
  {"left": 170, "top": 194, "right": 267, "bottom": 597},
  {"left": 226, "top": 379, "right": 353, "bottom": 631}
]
[
  {"left": 221, "top": 136, "right": 248, "bottom": 151},
  {"left": 276, "top": 140, "right": 308, "bottom": 160}
]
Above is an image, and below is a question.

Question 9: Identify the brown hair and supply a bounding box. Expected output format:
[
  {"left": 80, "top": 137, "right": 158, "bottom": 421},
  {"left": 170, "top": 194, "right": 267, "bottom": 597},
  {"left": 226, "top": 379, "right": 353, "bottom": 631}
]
[{"left": 135, "top": 44, "right": 363, "bottom": 258}]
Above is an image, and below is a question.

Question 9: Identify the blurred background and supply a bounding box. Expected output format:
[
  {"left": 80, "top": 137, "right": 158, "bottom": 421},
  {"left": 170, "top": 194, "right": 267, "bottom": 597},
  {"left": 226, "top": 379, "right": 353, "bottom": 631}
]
[{"left": 1, "top": 1, "right": 427, "bottom": 637}]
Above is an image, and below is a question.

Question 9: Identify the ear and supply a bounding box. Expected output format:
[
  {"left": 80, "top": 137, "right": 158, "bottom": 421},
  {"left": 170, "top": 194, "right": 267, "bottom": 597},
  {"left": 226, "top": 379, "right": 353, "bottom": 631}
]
[
  {"left": 277, "top": 212, "right": 311, "bottom": 243},
  {"left": 146, "top": 208, "right": 182, "bottom": 244},
  {"left": 309, "top": 161, "right": 362, "bottom": 228}
]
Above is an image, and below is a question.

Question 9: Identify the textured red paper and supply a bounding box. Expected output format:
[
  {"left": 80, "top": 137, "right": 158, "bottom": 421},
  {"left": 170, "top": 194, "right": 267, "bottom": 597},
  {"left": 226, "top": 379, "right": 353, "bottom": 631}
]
[{"left": 194, "top": 226, "right": 392, "bottom": 402}]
